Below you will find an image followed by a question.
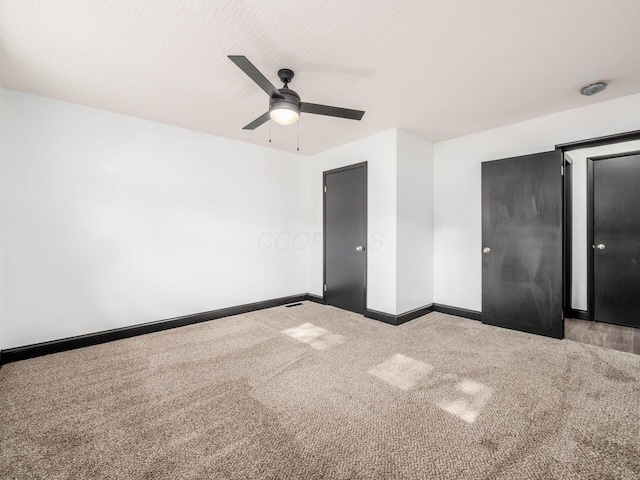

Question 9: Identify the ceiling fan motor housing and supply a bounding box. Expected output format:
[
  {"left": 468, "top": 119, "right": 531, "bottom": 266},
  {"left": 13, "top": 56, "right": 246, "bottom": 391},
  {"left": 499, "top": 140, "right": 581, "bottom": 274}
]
[{"left": 270, "top": 88, "right": 301, "bottom": 115}]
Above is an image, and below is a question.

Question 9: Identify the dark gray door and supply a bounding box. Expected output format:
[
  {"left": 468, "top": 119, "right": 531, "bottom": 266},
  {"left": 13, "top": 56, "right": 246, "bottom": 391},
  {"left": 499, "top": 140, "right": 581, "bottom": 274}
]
[
  {"left": 324, "top": 163, "right": 367, "bottom": 314},
  {"left": 482, "top": 151, "right": 564, "bottom": 338},
  {"left": 589, "top": 151, "right": 640, "bottom": 328}
]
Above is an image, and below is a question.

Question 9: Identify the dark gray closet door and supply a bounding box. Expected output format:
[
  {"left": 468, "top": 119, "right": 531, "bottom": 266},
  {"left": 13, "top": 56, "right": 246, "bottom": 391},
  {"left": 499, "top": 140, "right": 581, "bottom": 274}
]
[
  {"left": 590, "top": 151, "right": 640, "bottom": 328},
  {"left": 482, "top": 151, "right": 564, "bottom": 338},
  {"left": 324, "top": 163, "right": 367, "bottom": 314}
]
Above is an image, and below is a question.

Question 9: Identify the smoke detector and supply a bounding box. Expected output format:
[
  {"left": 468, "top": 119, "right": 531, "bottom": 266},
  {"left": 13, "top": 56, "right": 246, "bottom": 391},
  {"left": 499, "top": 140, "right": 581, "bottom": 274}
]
[{"left": 580, "top": 81, "right": 608, "bottom": 96}]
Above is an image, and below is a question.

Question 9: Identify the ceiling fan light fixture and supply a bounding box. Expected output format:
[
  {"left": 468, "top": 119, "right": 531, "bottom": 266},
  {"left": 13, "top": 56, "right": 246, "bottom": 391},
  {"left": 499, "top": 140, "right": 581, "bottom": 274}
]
[
  {"left": 268, "top": 88, "right": 301, "bottom": 126},
  {"left": 269, "top": 104, "right": 300, "bottom": 125}
]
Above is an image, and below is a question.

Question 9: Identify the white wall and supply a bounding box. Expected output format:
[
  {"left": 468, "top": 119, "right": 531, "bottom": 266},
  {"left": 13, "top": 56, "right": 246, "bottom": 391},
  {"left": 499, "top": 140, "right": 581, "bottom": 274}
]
[
  {"left": 434, "top": 93, "right": 640, "bottom": 312},
  {"left": 0, "top": 86, "right": 6, "bottom": 350},
  {"left": 307, "top": 128, "right": 434, "bottom": 316},
  {"left": 307, "top": 129, "right": 398, "bottom": 314},
  {"left": 396, "top": 129, "right": 434, "bottom": 313},
  {"left": 567, "top": 140, "right": 640, "bottom": 311},
  {"left": 5, "top": 88, "right": 640, "bottom": 350},
  {"left": 0, "top": 90, "right": 309, "bottom": 349}
]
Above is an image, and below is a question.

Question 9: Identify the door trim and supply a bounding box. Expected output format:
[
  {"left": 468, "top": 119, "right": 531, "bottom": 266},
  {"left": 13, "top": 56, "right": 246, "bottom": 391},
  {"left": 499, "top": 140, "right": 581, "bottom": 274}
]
[
  {"left": 586, "top": 150, "right": 640, "bottom": 322},
  {"left": 323, "top": 162, "right": 368, "bottom": 313},
  {"left": 563, "top": 157, "right": 572, "bottom": 318},
  {"left": 557, "top": 129, "right": 640, "bottom": 151}
]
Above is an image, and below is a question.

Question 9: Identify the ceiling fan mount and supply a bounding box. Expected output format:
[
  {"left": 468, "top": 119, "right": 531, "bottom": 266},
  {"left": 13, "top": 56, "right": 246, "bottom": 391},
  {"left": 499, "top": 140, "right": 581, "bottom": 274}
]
[
  {"left": 277, "top": 68, "right": 294, "bottom": 87},
  {"left": 228, "top": 55, "right": 365, "bottom": 130}
]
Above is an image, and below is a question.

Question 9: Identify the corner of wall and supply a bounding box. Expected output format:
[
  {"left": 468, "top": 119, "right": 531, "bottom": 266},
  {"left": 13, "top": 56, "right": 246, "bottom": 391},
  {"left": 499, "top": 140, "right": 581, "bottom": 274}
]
[
  {"left": 307, "top": 128, "right": 399, "bottom": 314},
  {"left": 395, "top": 130, "right": 435, "bottom": 314}
]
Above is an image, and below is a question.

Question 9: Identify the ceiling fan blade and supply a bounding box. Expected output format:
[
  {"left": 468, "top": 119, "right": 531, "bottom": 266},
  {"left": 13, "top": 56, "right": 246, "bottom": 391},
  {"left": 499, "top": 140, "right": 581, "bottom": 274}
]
[
  {"left": 228, "top": 55, "right": 284, "bottom": 99},
  {"left": 243, "top": 112, "right": 270, "bottom": 130},
  {"left": 301, "top": 103, "right": 365, "bottom": 121}
]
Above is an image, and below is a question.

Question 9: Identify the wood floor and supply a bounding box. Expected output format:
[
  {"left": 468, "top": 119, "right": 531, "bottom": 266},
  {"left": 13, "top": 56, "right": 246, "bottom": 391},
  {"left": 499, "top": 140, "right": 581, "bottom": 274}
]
[{"left": 565, "top": 318, "right": 640, "bottom": 355}]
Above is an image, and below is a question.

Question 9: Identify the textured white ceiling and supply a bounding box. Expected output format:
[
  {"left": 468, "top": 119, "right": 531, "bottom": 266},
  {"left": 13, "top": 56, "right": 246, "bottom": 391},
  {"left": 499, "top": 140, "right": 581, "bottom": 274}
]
[{"left": 1, "top": 0, "right": 639, "bottom": 155}]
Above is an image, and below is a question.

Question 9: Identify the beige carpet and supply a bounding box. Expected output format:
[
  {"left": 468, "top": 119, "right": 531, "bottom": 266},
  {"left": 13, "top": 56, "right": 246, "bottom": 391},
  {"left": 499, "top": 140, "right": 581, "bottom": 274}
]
[{"left": 1, "top": 302, "right": 639, "bottom": 479}]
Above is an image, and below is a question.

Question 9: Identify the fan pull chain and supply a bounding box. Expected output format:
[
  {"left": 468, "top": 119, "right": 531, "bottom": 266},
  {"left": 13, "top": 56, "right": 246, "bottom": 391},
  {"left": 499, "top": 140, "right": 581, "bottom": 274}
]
[
  {"left": 296, "top": 117, "right": 300, "bottom": 152},
  {"left": 269, "top": 119, "right": 272, "bottom": 143}
]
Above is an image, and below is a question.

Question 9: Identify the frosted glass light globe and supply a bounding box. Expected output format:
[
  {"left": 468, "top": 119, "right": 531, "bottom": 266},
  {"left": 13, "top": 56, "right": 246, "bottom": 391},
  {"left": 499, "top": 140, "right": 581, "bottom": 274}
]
[{"left": 269, "top": 107, "right": 300, "bottom": 125}]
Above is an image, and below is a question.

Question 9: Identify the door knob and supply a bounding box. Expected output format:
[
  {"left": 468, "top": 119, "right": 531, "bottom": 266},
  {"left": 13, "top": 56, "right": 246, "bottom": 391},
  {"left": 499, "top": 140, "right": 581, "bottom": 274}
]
[
  {"left": 596, "top": 243, "right": 606, "bottom": 250},
  {"left": 356, "top": 245, "right": 364, "bottom": 252},
  {"left": 482, "top": 247, "right": 491, "bottom": 254}
]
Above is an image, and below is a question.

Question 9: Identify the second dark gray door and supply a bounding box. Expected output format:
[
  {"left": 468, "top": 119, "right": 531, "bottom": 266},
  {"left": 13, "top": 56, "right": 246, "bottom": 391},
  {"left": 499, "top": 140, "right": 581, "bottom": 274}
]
[
  {"left": 324, "top": 163, "right": 367, "bottom": 314},
  {"left": 590, "top": 151, "right": 640, "bottom": 328},
  {"left": 482, "top": 151, "right": 564, "bottom": 338}
]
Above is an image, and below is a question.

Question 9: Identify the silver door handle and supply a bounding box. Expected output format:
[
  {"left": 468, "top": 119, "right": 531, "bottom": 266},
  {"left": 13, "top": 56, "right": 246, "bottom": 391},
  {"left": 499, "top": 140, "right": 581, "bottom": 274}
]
[
  {"left": 595, "top": 243, "right": 606, "bottom": 250},
  {"left": 482, "top": 247, "right": 491, "bottom": 254},
  {"left": 356, "top": 245, "right": 364, "bottom": 252}
]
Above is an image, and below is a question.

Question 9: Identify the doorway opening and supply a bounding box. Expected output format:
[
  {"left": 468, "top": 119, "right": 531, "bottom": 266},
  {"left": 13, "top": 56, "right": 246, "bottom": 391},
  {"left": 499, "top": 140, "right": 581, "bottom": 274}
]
[{"left": 559, "top": 133, "right": 640, "bottom": 321}]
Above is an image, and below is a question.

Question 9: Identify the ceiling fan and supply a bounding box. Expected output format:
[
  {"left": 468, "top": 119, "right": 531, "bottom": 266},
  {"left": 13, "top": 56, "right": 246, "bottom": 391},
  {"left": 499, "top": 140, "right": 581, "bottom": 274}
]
[{"left": 228, "top": 55, "right": 365, "bottom": 130}]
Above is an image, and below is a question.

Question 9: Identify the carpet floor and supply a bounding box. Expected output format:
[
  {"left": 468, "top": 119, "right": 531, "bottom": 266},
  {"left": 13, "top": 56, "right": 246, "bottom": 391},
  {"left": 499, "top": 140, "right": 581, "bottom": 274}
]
[{"left": 1, "top": 302, "right": 639, "bottom": 479}]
